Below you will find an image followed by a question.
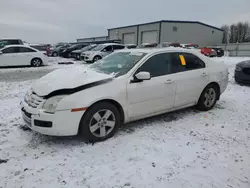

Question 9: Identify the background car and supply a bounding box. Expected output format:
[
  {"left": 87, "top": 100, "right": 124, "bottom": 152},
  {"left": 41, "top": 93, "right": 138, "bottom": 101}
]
[
  {"left": 49, "top": 43, "right": 70, "bottom": 57},
  {"left": 125, "top": 44, "right": 137, "bottom": 49},
  {"left": 200, "top": 47, "right": 217, "bottom": 57},
  {"left": 70, "top": 44, "right": 97, "bottom": 60},
  {"left": 169, "top": 42, "right": 181, "bottom": 47},
  {"left": 0, "top": 45, "right": 48, "bottom": 67},
  {"left": 211, "top": 47, "right": 224, "bottom": 57},
  {"left": 30, "top": 44, "right": 51, "bottom": 56},
  {"left": 184, "top": 44, "right": 199, "bottom": 49},
  {"left": 235, "top": 60, "right": 250, "bottom": 84},
  {"left": 60, "top": 43, "right": 87, "bottom": 58},
  {"left": 0, "top": 39, "right": 23, "bottom": 49},
  {"left": 81, "top": 43, "right": 126, "bottom": 63},
  {"left": 138, "top": 43, "right": 158, "bottom": 48},
  {"left": 158, "top": 42, "right": 170, "bottom": 48},
  {"left": 21, "top": 48, "right": 228, "bottom": 142}
]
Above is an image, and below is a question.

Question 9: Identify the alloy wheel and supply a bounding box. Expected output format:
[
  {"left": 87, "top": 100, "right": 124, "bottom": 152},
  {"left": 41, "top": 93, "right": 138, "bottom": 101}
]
[
  {"left": 32, "top": 59, "right": 41, "bottom": 67},
  {"left": 204, "top": 88, "right": 216, "bottom": 107},
  {"left": 89, "top": 109, "right": 116, "bottom": 138}
]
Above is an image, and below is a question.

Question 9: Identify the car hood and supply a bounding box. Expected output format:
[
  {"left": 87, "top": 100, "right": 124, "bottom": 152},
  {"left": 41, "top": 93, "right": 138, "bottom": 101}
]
[
  {"left": 237, "top": 60, "right": 250, "bottom": 68},
  {"left": 32, "top": 66, "right": 114, "bottom": 97},
  {"left": 72, "top": 49, "right": 81, "bottom": 53},
  {"left": 82, "top": 50, "right": 98, "bottom": 55}
]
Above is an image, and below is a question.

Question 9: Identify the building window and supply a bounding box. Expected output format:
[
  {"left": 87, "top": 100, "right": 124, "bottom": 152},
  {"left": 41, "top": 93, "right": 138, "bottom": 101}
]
[{"left": 173, "top": 26, "right": 178, "bottom": 32}]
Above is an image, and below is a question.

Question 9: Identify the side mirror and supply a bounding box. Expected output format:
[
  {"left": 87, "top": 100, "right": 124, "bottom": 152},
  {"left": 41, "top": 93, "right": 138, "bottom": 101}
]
[
  {"left": 102, "top": 48, "right": 107, "bottom": 52},
  {"left": 132, "top": 71, "right": 151, "bottom": 82},
  {"left": 0, "top": 51, "right": 2, "bottom": 55}
]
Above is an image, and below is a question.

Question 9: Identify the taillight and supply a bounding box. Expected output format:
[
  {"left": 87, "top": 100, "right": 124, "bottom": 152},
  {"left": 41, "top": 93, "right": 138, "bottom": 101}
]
[{"left": 43, "top": 52, "right": 47, "bottom": 56}]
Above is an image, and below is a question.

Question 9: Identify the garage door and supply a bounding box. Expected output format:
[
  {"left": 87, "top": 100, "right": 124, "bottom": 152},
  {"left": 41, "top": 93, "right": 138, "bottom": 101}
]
[
  {"left": 123, "top": 33, "right": 135, "bottom": 44},
  {"left": 141, "top": 31, "right": 158, "bottom": 44}
]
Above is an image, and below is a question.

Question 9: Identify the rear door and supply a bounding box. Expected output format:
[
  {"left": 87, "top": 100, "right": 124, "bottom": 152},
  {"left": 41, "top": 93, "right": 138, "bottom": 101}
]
[
  {"left": 0, "top": 47, "right": 19, "bottom": 66},
  {"left": 170, "top": 52, "right": 209, "bottom": 108}
]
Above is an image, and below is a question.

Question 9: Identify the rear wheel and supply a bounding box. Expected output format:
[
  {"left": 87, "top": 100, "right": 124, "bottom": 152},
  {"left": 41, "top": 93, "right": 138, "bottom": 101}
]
[
  {"left": 196, "top": 84, "right": 219, "bottom": 111},
  {"left": 52, "top": 52, "right": 58, "bottom": 57},
  {"left": 79, "top": 102, "right": 121, "bottom": 142},
  {"left": 31, "top": 58, "right": 42, "bottom": 67}
]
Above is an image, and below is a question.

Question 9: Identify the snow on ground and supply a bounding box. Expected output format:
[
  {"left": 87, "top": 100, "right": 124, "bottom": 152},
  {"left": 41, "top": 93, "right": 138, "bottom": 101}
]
[{"left": 0, "top": 56, "right": 250, "bottom": 188}]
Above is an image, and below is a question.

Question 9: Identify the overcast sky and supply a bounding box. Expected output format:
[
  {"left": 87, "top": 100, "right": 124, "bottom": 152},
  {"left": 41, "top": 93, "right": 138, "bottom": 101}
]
[{"left": 0, "top": 0, "right": 249, "bottom": 44}]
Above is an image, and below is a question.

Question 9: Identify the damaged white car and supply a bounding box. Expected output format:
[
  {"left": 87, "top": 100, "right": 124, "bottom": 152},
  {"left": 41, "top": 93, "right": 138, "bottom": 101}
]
[{"left": 21, "top": 48, "right": 228, "bottom": 142}]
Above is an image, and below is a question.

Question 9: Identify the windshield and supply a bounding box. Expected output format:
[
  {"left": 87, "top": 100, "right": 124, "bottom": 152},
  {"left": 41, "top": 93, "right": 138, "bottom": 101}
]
[
  {"left": 80, "top": 45, "right": 95, "bottom": 52},
  {"left": 90, "top": 51, "right": 147, "bottom": 76},
  {"left": 92, "top": 44, "right": 105, "bottom": 51}
]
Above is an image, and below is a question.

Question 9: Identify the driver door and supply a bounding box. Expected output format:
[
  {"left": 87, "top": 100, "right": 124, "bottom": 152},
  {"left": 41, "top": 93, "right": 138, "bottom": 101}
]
[
  {"left": 100, "top": 45, "right": 113, "bottom": 58},
  {"left": 127, "top": 53, "right": 176, "bottom": 120}
]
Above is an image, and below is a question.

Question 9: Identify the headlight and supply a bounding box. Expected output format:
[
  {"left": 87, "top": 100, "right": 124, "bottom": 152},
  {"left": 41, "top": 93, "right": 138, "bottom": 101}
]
[
  {"left": 24, "top": 90, "right": 32, "bottom": 103},
  {"left": 42, "top": 95, "right": 66, "bottom": 114},
  {"left": 235, "top": 66, "right": 242, "bottom": 71}
]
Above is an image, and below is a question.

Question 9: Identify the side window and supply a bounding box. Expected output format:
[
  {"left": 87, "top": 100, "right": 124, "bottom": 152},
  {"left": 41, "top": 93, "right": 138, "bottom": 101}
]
[
  {"left": 2, "top": 47, "right": 18, "bottom": 54},
  {"left": 8, "top": 40, "right": 19, "bottom": 45},
  {"left": 18, "top": 47, "right": 36, "bottom": 53},
  {"left": 181, "top": 53, "right": 205, "bottom": 70},
  {"left": 170, "top": 53, "right": 205, "bottom": 73},
  {"left": 137, "top": 53, "right": 171, "bottom": 77},
  {"left": 113, "top": 45, "right": 125, "bottom": 50},
  {"left": 103, "top": 45, "right": 113, "bottom": 52}
]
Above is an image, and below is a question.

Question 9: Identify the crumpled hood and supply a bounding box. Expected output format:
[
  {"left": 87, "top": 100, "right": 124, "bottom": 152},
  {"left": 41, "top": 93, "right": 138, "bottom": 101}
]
[
  {"left": 32, "top": 66, "right": 114, "bottom": 97},
  {"left": 237, "top": 60, "right": 250, "bottom": 68}
]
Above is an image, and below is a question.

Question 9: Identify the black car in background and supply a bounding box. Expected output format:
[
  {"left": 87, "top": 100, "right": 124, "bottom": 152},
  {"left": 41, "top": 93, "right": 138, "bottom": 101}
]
[
  {"left": 49, "top": 43, "right": 70, "bottom": 57},
  {"left": 60, "top": 43, "right": 87, "bottom": 58},
  {"left": 70, "top": 44, "right": 97, "bottom": 60},
  {"left": 0, "top": 39, "right": 23, "bottom": 49},
  {"left": 211, "top": 47, "right": 224, "bottom": 57},
  {"left": 235, "top": 60, "right": 250, "bottom": 84}
]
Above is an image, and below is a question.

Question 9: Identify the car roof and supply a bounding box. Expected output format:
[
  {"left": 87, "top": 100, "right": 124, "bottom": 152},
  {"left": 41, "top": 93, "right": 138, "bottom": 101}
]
[
  {"left": 2, "top": 44, "right": 28, "bottom": 48},
  {"left": 102, "top": 43, "right": 124, "bottom": 46},
  {"left": 116, "top": 47, "right": 203, "bottom": 56}
]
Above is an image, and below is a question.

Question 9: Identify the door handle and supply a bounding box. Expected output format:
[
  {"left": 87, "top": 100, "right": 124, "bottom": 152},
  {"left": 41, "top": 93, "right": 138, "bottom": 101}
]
[
  {"left": 165, "top": 79, "right": 174, "bottom": 84},
  {"left": 201, "top": 72, "right": 208, "bottom": 77}
]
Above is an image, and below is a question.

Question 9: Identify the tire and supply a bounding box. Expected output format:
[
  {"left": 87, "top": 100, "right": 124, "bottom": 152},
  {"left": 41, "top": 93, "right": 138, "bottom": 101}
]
[
  {"left": 52, "top": 52, "right": 58, "bottom": 57},
  {"left": 196, "top": 84, "right": 219, "bottom": 111},
  {"left": 79, "top": 102, "right": 121, "bottom": 142},
  {"left": 76, "top": 55, "right": 80, "bottom": 60},
  {"left": 93, "top": 56, "right": 101, "bottom": 62},
  {"left": 31, "top": 58, "right": 42, "bottom": 67}
]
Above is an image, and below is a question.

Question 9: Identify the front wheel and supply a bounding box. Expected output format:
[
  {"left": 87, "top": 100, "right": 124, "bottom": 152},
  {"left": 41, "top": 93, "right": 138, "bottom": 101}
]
[
  {"left": 196, "top": 84, "right": 219, "bottom": 111},
  {"left": 79, "top": 102, "right": 121, "bottom": 142},
  {"left": 93, "top": 56, "right": 101, "bottom": 62}
]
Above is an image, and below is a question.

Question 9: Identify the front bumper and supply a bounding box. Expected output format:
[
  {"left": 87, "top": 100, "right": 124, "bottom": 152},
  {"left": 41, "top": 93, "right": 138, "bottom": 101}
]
[
  {"left": 21, "top": 101, "right": 85, "bottom": 136},
  {"left": 235, "top": 70, "right": 250, "bottom": 84}
]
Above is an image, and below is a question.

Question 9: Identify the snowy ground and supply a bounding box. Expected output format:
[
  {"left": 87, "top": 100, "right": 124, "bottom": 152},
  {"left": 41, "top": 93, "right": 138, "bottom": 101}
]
[{"left": 0, "top": 56, "right": 250, "bottom": 188}]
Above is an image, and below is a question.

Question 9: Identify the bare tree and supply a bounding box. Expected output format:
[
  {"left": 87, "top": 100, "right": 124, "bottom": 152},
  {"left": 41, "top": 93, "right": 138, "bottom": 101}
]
[{"left": 221, "top": 25, "right": 229, "bottom": 43}]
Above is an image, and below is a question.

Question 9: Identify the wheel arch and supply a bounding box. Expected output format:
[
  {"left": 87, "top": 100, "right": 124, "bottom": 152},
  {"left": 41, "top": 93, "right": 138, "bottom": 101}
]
[{"left": 83, "top": 99, "right": 125, "bottom": 124}]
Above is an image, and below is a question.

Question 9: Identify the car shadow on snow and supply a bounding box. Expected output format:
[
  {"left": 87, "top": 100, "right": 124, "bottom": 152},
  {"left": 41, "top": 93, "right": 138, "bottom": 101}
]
[
  {"left": 20, "top": 102, "right": 228, "bottom": 148},
  {"left": 20, "top": 107, "right": 207, "bottom": 148}
]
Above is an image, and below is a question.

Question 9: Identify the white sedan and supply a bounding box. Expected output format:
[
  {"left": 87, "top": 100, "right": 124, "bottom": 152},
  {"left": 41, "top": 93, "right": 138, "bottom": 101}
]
[
  {"left": 21, "top": 48, "right": 228, "bottom": 142},
  {"left": 0, "top": 45, "right": 48, "bottom": 67}
]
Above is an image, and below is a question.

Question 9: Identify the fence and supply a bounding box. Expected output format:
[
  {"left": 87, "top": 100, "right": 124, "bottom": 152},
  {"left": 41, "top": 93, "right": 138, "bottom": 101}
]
[{"left": 213, "top": 42, "right": 250, "bottom": 57}]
